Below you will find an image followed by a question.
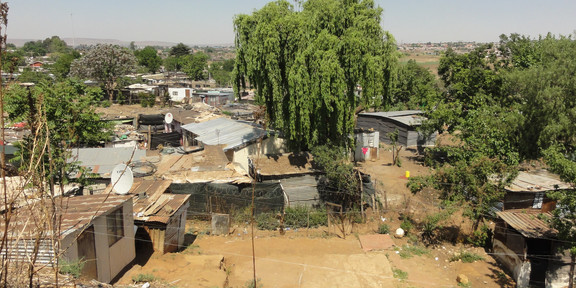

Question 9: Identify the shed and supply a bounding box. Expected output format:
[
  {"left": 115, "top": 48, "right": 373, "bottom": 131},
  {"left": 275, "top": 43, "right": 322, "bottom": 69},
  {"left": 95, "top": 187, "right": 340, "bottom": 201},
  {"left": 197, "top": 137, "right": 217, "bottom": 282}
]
[
  {"left": 104, "top": 179, "right": 191, "bottom": 254},
  {"left": 503, "top": 169, "right": 571, "bottom": 212},
  {"left": 493, "top": 169, "right": 574, "bottom": 287},
  {"left": 0, "top": 194, "right": 135, "bottom": 283},
  {"left": 181, "top": 117, "right": 267, "bottom": 161},
  {"left": 356, "top": 110, "right": 436, "bottom": 147}
]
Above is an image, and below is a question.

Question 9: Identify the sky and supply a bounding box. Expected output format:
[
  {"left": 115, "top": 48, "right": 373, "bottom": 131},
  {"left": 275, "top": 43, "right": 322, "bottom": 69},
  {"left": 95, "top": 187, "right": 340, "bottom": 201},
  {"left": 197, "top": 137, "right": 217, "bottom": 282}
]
[{"left": 6, "top": 0, "right": 576, "bottom": 45}]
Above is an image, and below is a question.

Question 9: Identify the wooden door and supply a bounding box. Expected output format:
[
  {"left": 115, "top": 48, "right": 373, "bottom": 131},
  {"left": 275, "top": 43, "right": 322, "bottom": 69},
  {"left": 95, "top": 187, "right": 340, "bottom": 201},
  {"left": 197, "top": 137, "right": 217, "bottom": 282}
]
[{"left": 77, "top": 225, "right": 98, "bottom": 280}]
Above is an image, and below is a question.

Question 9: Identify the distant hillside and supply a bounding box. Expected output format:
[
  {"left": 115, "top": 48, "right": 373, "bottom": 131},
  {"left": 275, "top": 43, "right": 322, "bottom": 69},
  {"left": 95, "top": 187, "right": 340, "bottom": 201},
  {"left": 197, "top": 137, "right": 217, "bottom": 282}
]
[{"left": 7, "top": 37, "right": 232, "bottom": 48}]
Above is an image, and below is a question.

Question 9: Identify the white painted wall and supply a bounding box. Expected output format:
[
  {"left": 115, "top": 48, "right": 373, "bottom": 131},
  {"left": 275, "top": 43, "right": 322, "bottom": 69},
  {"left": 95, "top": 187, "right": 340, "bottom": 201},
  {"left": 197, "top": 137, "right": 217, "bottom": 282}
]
[{"left": 233, "top": 137, "right": 288, "bottom": 174}]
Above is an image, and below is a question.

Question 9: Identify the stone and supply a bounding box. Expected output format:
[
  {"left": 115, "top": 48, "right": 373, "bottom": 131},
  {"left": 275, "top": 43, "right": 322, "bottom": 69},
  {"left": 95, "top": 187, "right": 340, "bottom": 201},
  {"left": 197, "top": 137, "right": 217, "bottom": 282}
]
[
  {"left": 394, "top": 228, "right": 405, "bottom": 238},
  {"left": 457, "top": 274, "right": 469, "bottom": 285}
]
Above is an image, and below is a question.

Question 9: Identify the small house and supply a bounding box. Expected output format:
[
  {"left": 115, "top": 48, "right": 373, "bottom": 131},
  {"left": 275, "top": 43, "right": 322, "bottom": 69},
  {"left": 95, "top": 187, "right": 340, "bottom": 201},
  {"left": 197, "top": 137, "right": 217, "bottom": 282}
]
[
  {"left": 356, "top": 110, "right": 436, "bottom": 147},
  {"left": 104, "top": 179, "right": 190, "bottom": 254},
  {"left": 0, "top": 194, "right": 135, "bottom": 283},
  {"left": 354, "top": 129, "right": 379, "bottom": 162},
  {"left": 181, "top": 117, "right": 286, "bottom": 173},
  {"left": 193, "top": 91, "right": 234, "bottom": 107},
  {"left": 493, "top": 169, "right": 573, "bottom": 287},
  {"left": 168, "top": 87, "right": 194, "bottom": 103}
]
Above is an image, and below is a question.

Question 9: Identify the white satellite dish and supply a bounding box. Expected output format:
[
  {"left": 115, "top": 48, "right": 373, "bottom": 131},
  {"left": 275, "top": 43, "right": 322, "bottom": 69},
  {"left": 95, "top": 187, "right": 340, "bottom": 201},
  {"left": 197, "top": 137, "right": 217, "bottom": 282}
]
[
  {"left": 110, "top": 164, "right": 134, "bottom": 195},
  {"left": 165, "top": 112, "right": 174, "bottom": 124}
]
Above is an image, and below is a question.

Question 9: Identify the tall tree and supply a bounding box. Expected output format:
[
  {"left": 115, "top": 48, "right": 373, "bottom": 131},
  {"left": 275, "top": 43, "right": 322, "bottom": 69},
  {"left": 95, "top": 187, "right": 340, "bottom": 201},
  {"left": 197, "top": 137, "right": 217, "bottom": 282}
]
[
  {"left": 5, "top": 80, "right": 112, "bottom": 183},
  {"left": 234, "top": 0, "right": 398, "bottom": 149},
  {"left": 392, "top": 59, "right": 441, "bottom": 110},
  {"left": 169, "top": 42, "right": 191, "bottom": 57},
  {"left": 182, "top": 52, "right": 208, "bottom": 80},
  {"left": 49, "top": 50, "right": 81, "bottom": 80},
  {"left": 135, "top": 46, "right": 162, "bottom": 73},
  {"left": 69, "top": 44, "right": 137, "bottom": 101}
]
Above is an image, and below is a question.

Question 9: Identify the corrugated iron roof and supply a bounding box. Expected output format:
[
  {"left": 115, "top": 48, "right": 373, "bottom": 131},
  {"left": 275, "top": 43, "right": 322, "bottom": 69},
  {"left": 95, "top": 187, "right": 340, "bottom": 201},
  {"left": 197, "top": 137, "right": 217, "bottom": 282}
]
[
  {"left": 359, "top": 110, "right": 426, "bottom": 126},
  {"left": 496, "top": 210, "right": 556, "bottom": 239},
  {"left": 506, "top": 169, "right": 573, "bottom": 192},
  {"left": 69, "top": 147, "right": 147, "bottom": 178},
  {"left": 108, "top": 179, "right": 190, "bottom": 224},
  {"left": 0, "top": 194, "right": 131, "bottom": 239},
  {"left": 181, "top": 118, "right": 266, "bottom": 151}
]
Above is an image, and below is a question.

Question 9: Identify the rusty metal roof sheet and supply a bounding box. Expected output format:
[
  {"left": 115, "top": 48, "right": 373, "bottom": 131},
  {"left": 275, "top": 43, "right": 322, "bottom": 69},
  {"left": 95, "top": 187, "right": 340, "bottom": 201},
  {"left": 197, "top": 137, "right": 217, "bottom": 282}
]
[
  {"left": 506, "top": 170, "right": 573, "bottom": 192},
  {"left": 0, "top": 194, "right": 131, "bottom": 239},
  {"left": 496, "top": 210, "right": 557, "bottom": 239},
  {"left": 118, "top": 179, "right": 190, "bottom": 224}
]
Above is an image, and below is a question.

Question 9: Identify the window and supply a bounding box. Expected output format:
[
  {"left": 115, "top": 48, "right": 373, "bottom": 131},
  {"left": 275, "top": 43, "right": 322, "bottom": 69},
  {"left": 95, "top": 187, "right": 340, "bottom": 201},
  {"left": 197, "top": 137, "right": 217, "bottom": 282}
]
[
  {"left": 106, "top": 208, "right": 124, "bottom": 246},
  {"left": 172, "top": 91, "right": 178, "bottom": 96},
  {"left": 532, "top": 192, "right": 544, "bottom": 209}
]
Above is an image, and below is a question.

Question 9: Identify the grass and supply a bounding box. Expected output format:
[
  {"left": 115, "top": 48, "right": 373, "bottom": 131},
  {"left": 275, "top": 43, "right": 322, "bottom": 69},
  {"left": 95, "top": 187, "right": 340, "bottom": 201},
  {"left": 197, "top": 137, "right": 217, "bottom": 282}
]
[
  {"left": 59, "top": 258, "right": 84, "bottom": 279},
  {"left": 450, "top": 251, "right": 485, "bottom": 263},
  {"left": 132, "top": 273, "right": 158, "bottom": 283},
  {"left": 397, "top": 244, "right": 429, "bottom": 259},
  {"left": 392, "top": 268, "right": 408, "bottom": 281},
  {"left": 377, "top": 224, "right": 390, "bottom": 234}
]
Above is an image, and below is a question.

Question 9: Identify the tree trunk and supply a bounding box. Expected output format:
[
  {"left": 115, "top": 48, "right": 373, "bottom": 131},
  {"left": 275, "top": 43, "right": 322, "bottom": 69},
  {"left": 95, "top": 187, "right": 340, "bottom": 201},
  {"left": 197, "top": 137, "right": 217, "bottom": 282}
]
[{"left": 569, "top": 253, "right": 575, "bottom": 288}]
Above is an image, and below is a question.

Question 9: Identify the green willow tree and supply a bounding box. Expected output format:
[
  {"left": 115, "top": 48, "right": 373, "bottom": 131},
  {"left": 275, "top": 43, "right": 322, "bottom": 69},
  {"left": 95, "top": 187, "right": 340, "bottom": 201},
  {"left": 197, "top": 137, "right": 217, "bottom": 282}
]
[{"left": 234, "top": 0, "right": 398, "bottom": 149}]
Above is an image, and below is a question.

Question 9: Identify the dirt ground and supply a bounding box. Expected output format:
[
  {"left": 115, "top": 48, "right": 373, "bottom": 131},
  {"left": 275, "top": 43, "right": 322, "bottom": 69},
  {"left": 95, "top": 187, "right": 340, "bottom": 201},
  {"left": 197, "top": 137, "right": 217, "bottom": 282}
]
[{"left": 113, "top": 146, "right": 515, "bottom": 288}]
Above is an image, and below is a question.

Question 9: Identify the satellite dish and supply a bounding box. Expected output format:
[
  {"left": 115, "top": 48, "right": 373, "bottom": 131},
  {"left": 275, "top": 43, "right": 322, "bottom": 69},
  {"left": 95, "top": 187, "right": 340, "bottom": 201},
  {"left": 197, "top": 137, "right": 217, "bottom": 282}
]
[
  {"left": 110, "top": 164, "right": 134, "bottom": 195},
  {"left": 165, "top": 112, "right": 174, "bottom": 124}
]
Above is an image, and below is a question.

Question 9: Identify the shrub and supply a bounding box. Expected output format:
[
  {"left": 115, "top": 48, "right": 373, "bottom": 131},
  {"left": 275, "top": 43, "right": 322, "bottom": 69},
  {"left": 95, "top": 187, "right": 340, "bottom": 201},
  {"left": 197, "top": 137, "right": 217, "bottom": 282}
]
[
  {"left": 132, "top": 273, "right": 157, "bottom": 283},
  {"left": 392, "top": 268, "right": 408, "bottom": 281},
  {"left": 377, "top": 224, "right": 390, "bottom": 234},
  {"left": 400, "top": 219, "right": 414, "bottom": 235},
  {"left": 467, "top": 224, "right": 491, "bottom": 247},
  {"left": 100, "top": 100, "right": 111, "bottom": 108},
  {"left": 450, "top": 251, "right": 484, "bottom": 263},
  {"left": 398, "top": 244, "right": 428, "bottom": 259},
  {"left": 244, "top": 278, "right": 263, "bottom": 288},
  {"left": 256, "top": 213, "right": 277, "bottom": 230},
  {"left": 59, "top": 258, "right": 84, "bottom": 278}
]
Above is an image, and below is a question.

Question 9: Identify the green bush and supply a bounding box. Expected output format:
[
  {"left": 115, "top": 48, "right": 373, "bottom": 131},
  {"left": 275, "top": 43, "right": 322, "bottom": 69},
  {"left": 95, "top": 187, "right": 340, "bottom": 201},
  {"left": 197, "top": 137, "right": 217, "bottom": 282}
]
[
  {"left": 256, "top": 213, "right": 277, "bottom": 230},
  {"left": 398, "top": 244, "right": 429, "bottom": 259},
  {"left": 59, "top": 258, "right": 84, "bottom": 279},
  {"left": 138, "top": 92, "right": 156, "bottom": 107},
  {"left": 284, "top": 206, "right": 327, "bottom": 228},
  {"left": 244, "top": 278, "right": 263, "bottom": 288},
  {"left": 392, "top": 268, "right": 408, "bottom": 281},
  {"left": 132, "top": 273, "right": 158, "bottom": 283},
  {"left": 100, "top": 100, "right": 111, "bottom": 108},
  {"left": 467, "top": 225, "right": 490, "bottom": 247},
  {"left": 450, "top": 251, "right": 484, "bottom": 263},
  {"left": 378, "top": 224, "right": 390, "bottom": 234},
  {"left": 400, "top": 219, "right": 414, "bottom": 235}
]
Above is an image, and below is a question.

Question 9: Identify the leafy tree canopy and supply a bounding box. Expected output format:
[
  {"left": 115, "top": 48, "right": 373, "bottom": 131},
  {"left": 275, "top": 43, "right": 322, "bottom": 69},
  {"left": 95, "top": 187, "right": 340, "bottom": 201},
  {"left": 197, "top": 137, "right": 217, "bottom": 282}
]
[
  {"left": 169, "top": 42, "right": 191, "bottom": 57},
  {"left": 234, "top": 0, "right": 399, "bottom": 149},
  {"left": 182, "top": 52, "right": 209, "bottom": 80},
  {"left": 135, "top": 46, "right": 162, "bottom": 73},
  {"left": 5, "top": 80, "right": 112, "bottom": 184},
  {"left": 391, "top": 59, "right": 441, "bottom": 110},
  {"left": 69, "top": 44, "right": 137, "bottom": 101}
]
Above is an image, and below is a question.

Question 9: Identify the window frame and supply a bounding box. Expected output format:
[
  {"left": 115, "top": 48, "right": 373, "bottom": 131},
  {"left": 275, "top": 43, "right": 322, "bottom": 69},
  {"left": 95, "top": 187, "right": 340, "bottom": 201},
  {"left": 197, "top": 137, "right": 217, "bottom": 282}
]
[{"left": 106, "top": 207, "right": 124, "bottom": 247}]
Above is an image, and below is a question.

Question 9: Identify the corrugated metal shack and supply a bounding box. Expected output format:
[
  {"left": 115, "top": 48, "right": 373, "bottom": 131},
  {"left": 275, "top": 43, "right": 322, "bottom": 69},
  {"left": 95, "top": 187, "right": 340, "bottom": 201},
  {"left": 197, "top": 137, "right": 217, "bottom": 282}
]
[
  {"left": 356, "top": 110, "right": 436, "bottom": 147},
  {"left": 493, "top": 169, "right": 574, "bottom": 287},
  {"left": 181, "top": 117, "right": 267, "bottom": 161},
  {"left": 0, "top": 194, "right": 135, "bottom": 283}
]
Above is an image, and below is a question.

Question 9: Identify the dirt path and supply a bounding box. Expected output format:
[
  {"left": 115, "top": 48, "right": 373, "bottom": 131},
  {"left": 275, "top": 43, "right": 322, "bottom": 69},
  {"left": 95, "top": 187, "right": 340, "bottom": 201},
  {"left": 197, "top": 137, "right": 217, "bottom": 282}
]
[{"left": 115, "top": 147, "right": 515, "bottom": 288}]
